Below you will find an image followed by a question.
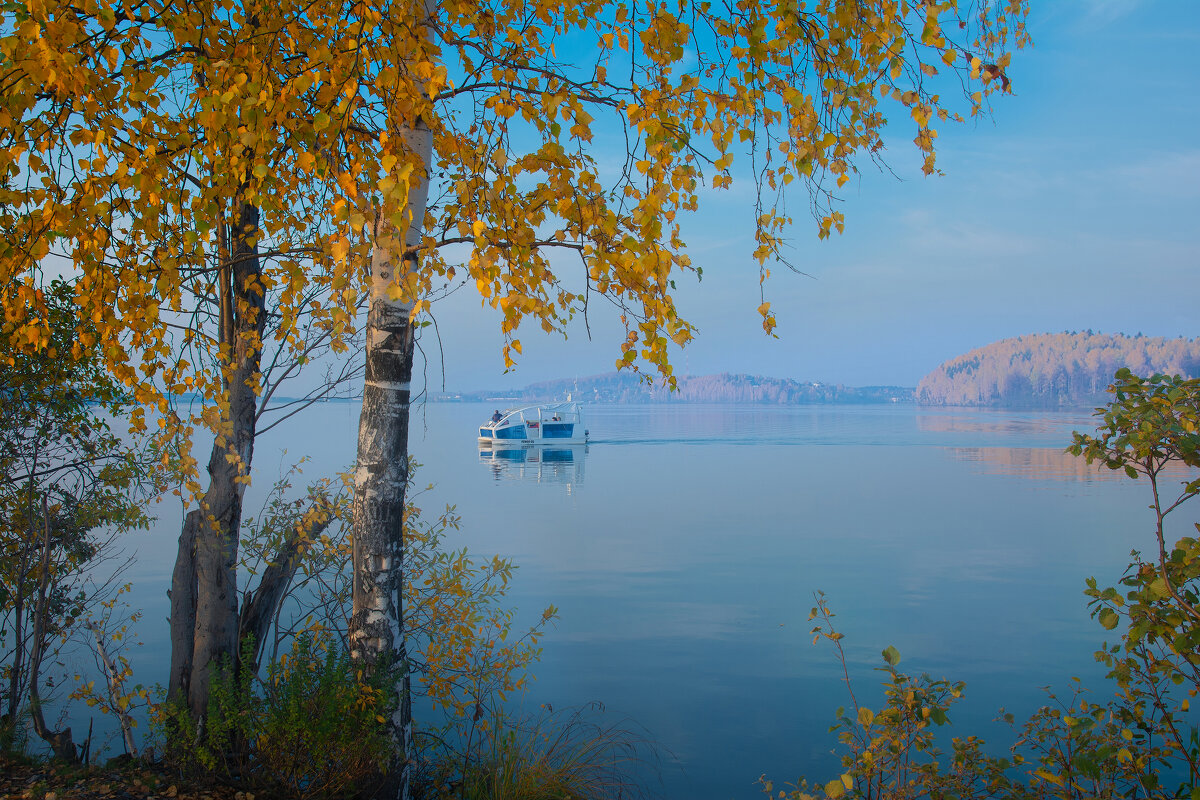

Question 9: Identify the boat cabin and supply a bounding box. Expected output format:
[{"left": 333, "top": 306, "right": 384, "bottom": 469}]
[{"left": 478, "top": 402, "right": 588, "bottom": 446}]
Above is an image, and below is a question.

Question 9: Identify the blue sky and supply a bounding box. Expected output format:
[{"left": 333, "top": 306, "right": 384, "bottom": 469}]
[{"left": 421, "top": 1, "right": 1200, "bottom": 392}]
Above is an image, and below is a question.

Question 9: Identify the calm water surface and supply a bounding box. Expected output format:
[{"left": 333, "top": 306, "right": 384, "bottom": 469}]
[{"left": 127, "top": 403, "right": 1184, "bottom": 798}]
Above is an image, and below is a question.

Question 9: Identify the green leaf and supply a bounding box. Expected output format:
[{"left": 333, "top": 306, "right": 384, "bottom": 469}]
[
  {"left": 882, "top": 645, "right": 901, "bottom": 666},
  {"left": 1098, "top": 607, "right": 1119, "bottom": 630}
]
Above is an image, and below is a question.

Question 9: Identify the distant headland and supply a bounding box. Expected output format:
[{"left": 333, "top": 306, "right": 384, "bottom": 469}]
[{"left": 917, "top": 332, "right": 1200, "bottom": 408}]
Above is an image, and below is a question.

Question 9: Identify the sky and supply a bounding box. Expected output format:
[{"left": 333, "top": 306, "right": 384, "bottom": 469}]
[{"left": 419, "top": 1, "right": 1200, "bottom": 392}]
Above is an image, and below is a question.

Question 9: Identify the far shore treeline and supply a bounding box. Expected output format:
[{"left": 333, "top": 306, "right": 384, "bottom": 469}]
[
  {"left": 441, "top": 372, "right": 913, "bottom": 405},
  {"left": 917, "top": 332, "right": 1200, "bottom": 408},
  {"left": 439, "top": 332, "right": 1200, "bottom": 408}
]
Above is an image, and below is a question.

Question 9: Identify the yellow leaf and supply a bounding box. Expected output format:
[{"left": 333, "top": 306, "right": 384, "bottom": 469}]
[{"left": 1034, "top": 769, "right": 1064, "bottom": 786}]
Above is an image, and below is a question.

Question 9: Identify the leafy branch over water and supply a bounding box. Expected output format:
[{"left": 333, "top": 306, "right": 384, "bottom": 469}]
[{"left": 769, "top": 371, "right": 1200, "bottom": 800}]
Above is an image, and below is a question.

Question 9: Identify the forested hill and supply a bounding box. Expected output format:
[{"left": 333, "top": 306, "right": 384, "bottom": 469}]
[
  {"left": 443, "top": 372, "right": 912, "bottom": 404},
  {"left": 917, "top": 332, "right": 1200, "bottom": 407}
]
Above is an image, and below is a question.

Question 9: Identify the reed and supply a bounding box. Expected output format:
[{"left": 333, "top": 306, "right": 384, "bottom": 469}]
[{"left": 425, "top": 702, "right": 657, "bottom": 800}]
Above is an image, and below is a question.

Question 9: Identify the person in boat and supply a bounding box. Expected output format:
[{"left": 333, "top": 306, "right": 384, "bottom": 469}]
[{"left": 491, "top": 409, "right": 503, "bottom": 424}]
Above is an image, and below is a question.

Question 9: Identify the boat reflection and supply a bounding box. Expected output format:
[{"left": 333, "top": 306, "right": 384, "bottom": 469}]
[{"left": 478, "top": 444, "right": 587, "bottom": 486}]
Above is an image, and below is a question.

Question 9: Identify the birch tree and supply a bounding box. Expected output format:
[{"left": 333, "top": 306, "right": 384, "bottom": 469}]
[{"left": 2, "top": 0, "right": 377, "bottom": 715}]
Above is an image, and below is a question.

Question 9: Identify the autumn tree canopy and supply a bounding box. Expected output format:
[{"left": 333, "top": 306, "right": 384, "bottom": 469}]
[{"left": 3, "top": 0, "right": 1029, "bottom": 403}]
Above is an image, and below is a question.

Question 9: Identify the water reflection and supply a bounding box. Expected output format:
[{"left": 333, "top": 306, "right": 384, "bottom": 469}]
[
  {"left": 947, "top": 446, "right": 1200, "bottom": 482},
  {"left": 917, "top": 409, "right": 1093, "bottom": 436},
  {"left": 478, "top": 444, "right": 587, "bottom": 486},
  {"left": 590, "top": 403, "right": 918, "bottom": 446}
]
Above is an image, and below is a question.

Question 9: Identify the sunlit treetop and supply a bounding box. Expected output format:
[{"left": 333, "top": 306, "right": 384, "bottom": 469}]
[{"left": 1, "top": 0, "right": 1029, "bottom": 414}]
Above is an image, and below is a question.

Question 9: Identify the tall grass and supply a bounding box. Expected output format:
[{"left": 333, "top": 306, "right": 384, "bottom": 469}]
[{"left": 420, "top": 702, "right": 657, "bottom": 800}]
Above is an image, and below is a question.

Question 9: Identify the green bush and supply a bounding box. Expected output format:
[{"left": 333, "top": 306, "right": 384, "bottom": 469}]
[{"left": 152, "top": 632, "right": 394, "bottom": 798}]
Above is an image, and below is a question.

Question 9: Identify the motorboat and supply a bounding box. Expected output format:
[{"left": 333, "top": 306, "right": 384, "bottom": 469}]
[{"left": 478, "top": 402, "right": 588, "bottom": 446}]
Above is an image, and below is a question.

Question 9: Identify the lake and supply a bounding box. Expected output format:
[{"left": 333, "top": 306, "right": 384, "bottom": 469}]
[{"left": 121, "top": 401, "right": 1186, "bottom": 798}]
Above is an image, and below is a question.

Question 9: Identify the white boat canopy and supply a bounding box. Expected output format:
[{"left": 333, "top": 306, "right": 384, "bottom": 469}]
[{"left": 478, "top": 402, "right": 588, "bottom": 446}]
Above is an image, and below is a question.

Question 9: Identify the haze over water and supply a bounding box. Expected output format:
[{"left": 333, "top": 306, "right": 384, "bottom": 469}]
[{"left": 171, "top": 399, "right": 1175, "bottom": 799}]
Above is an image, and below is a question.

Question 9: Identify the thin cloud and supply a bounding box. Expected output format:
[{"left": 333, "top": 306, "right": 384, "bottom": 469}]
[
  {"left": 1076, "top": 0, "right": 1146, "bottom": 27},
  {"left": 1115, "top": 150, "right": 1200, "bottom": 199}
]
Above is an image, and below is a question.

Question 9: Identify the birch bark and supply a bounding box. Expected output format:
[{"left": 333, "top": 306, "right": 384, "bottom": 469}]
[{"left": 348, "top": 118, "right": 433, "bottom": 800}]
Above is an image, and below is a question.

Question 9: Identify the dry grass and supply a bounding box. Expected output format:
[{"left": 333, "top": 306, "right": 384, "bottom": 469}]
[{"left": 421, "top": 702, "right": 658, "bottom": 800}]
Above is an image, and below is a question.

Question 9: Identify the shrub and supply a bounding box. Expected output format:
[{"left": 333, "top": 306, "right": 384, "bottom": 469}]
[{"left": 152, "top": 632, "right": 393, "bottom": 799}]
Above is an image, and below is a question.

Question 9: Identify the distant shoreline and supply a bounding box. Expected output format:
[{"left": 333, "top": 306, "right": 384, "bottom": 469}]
[
  {"left": 424, "top": 371, "right": 915, "bottom": 406},
  {"left": 425, "top": 394, "right": 1113, "bottom": 410},
  {"left": 275, "top": 392, "right": 1116, "bottom": 410},
  {"left": 266, "top": 329, "right": 1200, "bottom": 411}
]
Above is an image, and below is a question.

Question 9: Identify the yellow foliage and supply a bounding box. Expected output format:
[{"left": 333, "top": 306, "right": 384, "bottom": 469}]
[{"left": 237, "top": 463, "right": 552, "bottom": 733}]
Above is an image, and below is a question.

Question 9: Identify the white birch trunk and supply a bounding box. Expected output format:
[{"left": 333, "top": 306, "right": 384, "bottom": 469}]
[{"left": 349, "top": 116, "right": 433, "bottom": 800}]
